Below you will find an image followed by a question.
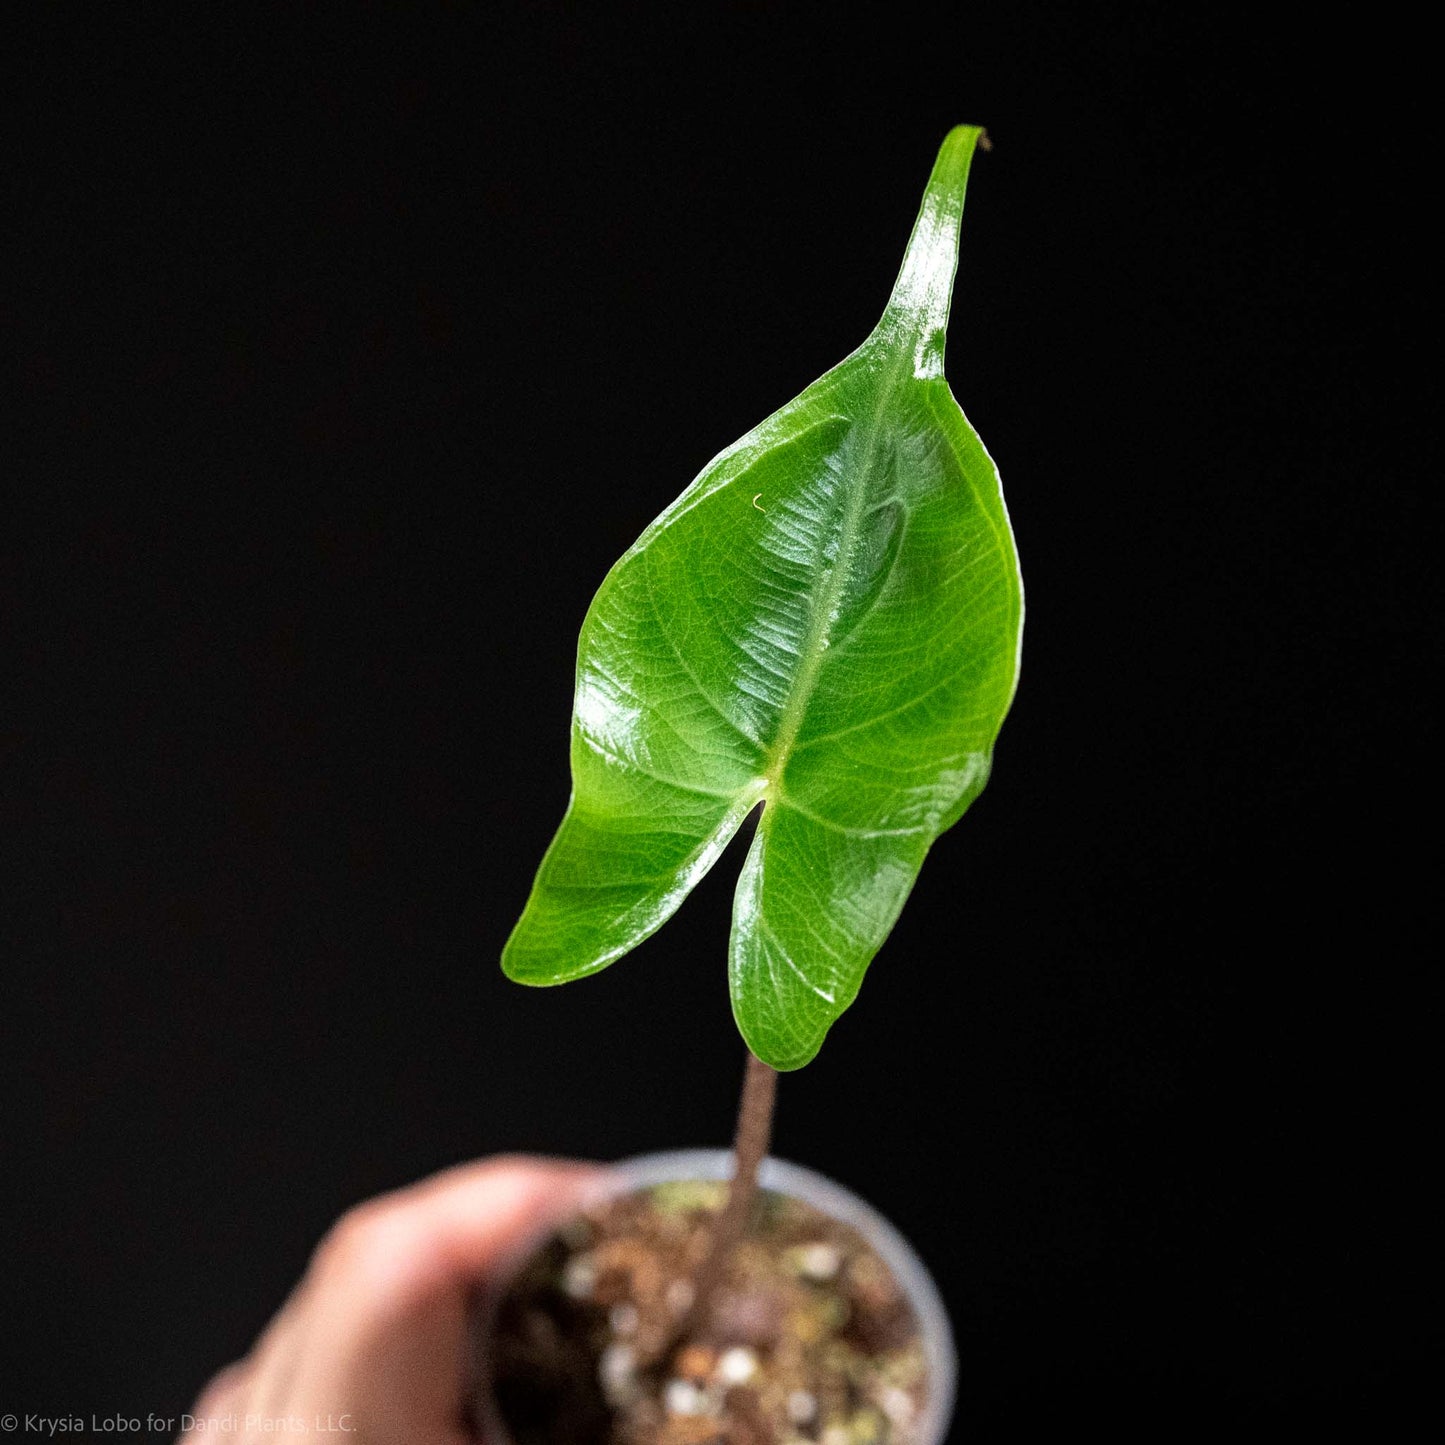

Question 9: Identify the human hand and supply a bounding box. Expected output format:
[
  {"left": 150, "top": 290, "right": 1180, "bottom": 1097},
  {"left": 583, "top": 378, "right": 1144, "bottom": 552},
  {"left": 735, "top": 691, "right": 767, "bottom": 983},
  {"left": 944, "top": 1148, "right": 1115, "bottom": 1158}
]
[{"left": 185, "top": 1156, "right": 598, "bottom": 1445}]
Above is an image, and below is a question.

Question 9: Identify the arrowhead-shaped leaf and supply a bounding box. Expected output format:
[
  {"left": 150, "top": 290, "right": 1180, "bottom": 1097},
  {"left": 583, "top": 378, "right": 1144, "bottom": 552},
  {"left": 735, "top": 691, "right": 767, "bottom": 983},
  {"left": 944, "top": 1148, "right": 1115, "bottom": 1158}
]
[{"left": 504, "top": 126, "right": 1022, "bottom": 1069}]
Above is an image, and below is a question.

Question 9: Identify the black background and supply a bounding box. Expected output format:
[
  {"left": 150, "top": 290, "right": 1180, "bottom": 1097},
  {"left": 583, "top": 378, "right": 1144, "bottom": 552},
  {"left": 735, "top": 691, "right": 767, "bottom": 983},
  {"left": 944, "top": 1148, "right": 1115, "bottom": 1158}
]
[{"left": 4, "top": 3, "right": 1434, "bottom": 1434}]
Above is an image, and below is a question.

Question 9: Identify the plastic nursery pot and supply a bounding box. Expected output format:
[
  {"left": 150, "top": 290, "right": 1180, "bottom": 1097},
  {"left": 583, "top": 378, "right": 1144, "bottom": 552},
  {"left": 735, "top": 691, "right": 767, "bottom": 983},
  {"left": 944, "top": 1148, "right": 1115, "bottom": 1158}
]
[{"left": 476, "top": 1149, "right": 957, "bottom": 1445}]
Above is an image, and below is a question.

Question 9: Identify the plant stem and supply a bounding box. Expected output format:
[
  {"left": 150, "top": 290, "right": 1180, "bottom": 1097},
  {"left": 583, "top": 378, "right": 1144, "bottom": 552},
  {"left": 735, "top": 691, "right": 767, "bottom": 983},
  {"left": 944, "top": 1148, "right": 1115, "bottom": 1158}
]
[{"left": 665, "top": 1049, "right": 778, "bottom": 1356}]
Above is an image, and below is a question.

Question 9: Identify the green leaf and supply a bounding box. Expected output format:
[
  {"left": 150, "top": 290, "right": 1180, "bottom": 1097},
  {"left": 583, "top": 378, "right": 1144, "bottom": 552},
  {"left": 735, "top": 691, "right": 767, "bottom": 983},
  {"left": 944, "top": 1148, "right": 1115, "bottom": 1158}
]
[{"left": 503, "top": 126, "right": 1023, "bottom": 1070}]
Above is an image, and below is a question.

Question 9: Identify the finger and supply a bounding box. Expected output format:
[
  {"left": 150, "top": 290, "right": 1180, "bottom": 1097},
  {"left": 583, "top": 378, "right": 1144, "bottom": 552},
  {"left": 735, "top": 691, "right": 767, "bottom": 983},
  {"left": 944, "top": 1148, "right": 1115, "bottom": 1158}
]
[
  {"left": 308, "top": 1156, "right": 599, "bottom": 1305},
  {"left": 182, "top": 1360, "right": 249, "bottom": 1434},
  {"left": 382, "top": 1155, "right": 602, "bottom": 1283},
  {"left": 282, "top": 1157, "right": 601, "bottom": 1431}
]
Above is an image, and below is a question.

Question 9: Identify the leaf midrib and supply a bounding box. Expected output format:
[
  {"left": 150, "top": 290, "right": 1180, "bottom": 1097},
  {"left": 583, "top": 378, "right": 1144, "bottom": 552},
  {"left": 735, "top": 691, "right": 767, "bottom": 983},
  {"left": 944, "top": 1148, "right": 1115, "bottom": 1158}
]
[{"left": 760, "top": 346, "right": 907, "bottom": 794}]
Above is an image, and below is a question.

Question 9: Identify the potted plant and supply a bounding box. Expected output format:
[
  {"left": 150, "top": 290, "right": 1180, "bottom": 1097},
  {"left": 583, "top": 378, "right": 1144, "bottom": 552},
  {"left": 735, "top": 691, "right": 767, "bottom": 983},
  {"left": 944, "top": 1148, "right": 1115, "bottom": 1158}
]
[{"left": 485, "top": 124, "right": 1022, "bottom": 1445}]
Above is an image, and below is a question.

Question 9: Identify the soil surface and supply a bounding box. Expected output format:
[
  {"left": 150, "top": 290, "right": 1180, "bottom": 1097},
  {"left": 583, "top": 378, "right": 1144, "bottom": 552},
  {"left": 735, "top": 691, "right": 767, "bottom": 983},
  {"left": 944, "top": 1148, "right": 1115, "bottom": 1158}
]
[{"left": 487, "top": 1179, "right": 932, "bottom": 1445}]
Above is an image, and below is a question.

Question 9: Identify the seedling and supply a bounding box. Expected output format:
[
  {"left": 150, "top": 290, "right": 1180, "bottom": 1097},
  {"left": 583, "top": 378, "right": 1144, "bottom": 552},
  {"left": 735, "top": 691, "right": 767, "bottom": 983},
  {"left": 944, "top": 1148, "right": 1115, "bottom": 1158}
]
[{"left": 503, "top": 124, "right": 1021, "bottom": 1349}]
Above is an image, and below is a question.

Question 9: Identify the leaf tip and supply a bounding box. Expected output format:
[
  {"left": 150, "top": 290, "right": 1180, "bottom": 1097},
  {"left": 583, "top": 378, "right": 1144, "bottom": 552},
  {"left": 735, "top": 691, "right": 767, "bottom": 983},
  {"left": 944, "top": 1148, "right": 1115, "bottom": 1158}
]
[{"left": 500, "top": 919, "right": 558, "bottom": 987}]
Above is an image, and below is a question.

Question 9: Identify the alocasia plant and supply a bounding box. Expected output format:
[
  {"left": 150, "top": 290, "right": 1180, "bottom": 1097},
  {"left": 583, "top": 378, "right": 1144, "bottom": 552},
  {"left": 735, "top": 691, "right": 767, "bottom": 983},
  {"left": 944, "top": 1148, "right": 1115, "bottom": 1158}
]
[{"left": 504, "top": 125, "right": 1022, "bottom": 1073}]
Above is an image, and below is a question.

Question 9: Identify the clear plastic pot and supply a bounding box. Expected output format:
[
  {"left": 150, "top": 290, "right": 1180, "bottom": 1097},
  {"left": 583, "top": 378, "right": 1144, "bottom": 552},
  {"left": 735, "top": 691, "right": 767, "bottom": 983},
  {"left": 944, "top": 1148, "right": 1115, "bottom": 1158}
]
[{"left": 476, "top": 1149, "right": 957, "bottom": 1445}]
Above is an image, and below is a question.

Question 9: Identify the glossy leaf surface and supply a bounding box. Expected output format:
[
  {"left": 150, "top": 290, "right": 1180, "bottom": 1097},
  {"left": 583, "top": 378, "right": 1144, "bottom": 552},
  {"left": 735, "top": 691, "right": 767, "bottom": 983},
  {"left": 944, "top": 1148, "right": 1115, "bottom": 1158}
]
[{"left": 504, "top": 126, "right": 1022, "bottom": 1069}]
